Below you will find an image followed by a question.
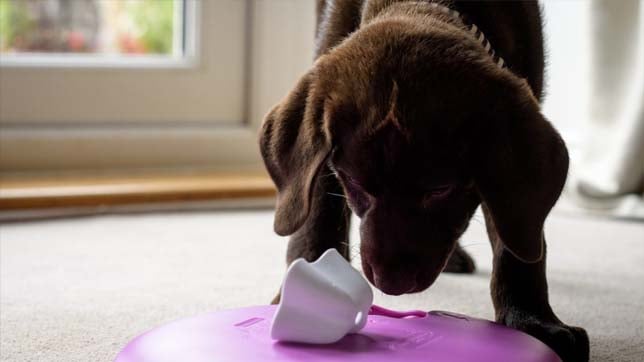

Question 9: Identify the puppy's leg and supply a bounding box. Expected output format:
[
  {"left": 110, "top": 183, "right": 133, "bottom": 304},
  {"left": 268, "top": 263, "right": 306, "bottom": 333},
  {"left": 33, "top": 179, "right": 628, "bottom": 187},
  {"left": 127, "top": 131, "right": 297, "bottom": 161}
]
[
  {"left": 272, "top": 166, "right": 352, "bottom": 304},
  {"left": 485, "top": 211, "right": 589, "bottom": 361},
  {"left": 442, "top": 243, "right": 476, "bottom": 273}
]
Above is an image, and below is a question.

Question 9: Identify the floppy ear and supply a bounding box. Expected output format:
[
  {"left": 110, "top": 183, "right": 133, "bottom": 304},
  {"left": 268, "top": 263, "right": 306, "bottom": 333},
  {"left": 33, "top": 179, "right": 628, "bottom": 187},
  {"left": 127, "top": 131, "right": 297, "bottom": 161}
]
[
  {"left": 472, "top": 79, "right": 569, "bottom": 263},
  {"left": 259, "top": 71, "right": 332, "bottom": 236}
]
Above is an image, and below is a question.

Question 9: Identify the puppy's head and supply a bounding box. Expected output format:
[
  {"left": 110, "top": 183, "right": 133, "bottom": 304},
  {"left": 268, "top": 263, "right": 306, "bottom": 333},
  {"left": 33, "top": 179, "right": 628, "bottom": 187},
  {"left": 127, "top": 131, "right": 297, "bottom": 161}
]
[{"left": 260, "top": 18, "right": 568, "bottom": 295}]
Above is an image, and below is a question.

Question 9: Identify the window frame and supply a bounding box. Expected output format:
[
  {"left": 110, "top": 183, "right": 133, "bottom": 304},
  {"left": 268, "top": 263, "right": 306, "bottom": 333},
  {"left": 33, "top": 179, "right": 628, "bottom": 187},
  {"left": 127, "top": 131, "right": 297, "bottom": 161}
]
[{"left": 0, "top": 0, "right": 318, "bottom": 174}]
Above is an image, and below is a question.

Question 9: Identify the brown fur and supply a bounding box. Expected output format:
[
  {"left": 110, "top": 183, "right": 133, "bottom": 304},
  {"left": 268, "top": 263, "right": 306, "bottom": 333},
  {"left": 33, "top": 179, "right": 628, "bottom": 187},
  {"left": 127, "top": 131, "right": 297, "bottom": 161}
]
[{"left": 260, "top": 1, "right": 588, "bottom": 360}]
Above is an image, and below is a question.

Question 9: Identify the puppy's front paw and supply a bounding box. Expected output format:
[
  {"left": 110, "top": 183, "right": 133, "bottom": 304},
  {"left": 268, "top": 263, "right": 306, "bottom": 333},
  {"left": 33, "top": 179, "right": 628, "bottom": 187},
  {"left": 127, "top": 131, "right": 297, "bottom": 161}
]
[{"left": 501, "top": 310, "right": 589, "bottom": 362}]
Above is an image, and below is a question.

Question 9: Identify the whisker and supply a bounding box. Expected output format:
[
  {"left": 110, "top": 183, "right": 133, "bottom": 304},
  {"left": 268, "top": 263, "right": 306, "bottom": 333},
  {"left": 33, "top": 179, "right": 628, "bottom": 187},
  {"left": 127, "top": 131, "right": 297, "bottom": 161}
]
[
  {"left": 470, "top": 215, "right": 485, "bottom": 226},
  {"left": 339, "top": 241, "right": 360, "bottom": 259},
  {"left": 460, "top": 241, "right": 486, "bottom": 249},
  {"left": 319, "top": 172, "right": 337, "bottom": 179},
  {"left": 326, "top": 192, "right": 347, "bottom": 199}
]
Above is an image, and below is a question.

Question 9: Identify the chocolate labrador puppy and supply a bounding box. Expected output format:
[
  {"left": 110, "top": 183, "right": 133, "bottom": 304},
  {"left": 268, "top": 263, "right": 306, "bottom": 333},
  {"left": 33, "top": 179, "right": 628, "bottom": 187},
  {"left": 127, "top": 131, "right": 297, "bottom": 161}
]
[{"left": 259, "top": 1, "right": 589, "bottom": 360}]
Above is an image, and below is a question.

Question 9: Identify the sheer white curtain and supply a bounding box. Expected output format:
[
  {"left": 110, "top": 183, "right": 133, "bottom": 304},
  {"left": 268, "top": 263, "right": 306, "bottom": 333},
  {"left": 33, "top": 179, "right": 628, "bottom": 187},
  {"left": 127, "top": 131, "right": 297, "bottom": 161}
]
[
  {"left": 571, "top": 0, "right": 644, "bottom": 218},
  {"left": 544, "top": 0, "right": 644, "bottom": 218}
]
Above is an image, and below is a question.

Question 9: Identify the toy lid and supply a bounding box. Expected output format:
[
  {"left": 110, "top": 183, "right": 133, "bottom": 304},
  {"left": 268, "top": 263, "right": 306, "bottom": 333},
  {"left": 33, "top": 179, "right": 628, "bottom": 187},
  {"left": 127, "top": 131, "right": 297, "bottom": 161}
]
[{"left": 115, "top": 305, "right": 561, "bottom": 362}]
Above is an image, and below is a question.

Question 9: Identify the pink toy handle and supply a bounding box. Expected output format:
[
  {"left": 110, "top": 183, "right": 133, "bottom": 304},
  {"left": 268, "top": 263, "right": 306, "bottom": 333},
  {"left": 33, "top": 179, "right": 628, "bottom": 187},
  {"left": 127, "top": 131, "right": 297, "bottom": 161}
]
[{"left": 368, "top": 305, "right": 427, "bottom": 318}]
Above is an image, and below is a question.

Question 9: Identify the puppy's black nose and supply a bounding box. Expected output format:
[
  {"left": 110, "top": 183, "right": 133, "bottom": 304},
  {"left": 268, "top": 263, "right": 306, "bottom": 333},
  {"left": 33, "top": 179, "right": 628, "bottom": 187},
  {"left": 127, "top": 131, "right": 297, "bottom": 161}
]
[{"left": 372, "top": 271, "right": 418, "bottom": 296}]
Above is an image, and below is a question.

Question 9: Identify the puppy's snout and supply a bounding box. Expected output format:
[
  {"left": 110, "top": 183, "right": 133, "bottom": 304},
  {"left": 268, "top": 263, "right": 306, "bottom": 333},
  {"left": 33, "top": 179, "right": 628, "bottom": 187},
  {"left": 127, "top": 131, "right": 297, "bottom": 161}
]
[
  {"left": 374, "top": 272, "right": 418, "bottom": 296},
  {"left": 363, "top": 262, "right": 418, "bottom": 296}
]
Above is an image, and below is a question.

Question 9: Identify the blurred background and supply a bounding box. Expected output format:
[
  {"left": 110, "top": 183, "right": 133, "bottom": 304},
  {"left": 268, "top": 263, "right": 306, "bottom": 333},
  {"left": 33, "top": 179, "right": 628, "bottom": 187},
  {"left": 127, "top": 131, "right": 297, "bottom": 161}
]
[
  {"left": 0, "top": 1, "right": 642, "bottom": 362},
  {"left": 0, "top": 0, "right": 642, "bottom": 219}
]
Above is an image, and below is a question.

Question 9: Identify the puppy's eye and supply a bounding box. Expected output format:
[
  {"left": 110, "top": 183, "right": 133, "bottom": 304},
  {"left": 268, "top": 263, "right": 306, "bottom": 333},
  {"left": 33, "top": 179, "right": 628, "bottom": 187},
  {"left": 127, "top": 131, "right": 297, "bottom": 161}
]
[
  {"left": 422, "top": 185, "right": 453, "bottom": 206},
  {"left": 428, "top": 185, "right": 453, "bottom": 197},
  {"left": 337, "top": 171, "right": 371, "bottom": 215}
]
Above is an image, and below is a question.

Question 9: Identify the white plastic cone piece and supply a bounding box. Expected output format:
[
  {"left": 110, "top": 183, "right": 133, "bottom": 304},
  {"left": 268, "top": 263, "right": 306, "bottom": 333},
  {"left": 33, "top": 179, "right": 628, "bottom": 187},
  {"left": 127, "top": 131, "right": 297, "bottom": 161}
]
[{"left": 270, "top": 248, "right": 373, "bottom": 344}]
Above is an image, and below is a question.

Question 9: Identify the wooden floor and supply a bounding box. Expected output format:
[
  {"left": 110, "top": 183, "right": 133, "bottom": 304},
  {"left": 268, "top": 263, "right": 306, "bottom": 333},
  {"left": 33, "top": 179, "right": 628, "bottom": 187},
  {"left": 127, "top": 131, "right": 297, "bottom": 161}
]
[{"left": 0, "top": 171, "right": 276, "bottom": 211}]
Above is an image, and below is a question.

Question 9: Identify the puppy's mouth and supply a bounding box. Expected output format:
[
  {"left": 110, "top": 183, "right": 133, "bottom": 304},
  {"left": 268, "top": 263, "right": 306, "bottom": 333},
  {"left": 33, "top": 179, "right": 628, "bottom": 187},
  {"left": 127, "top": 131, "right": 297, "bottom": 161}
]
[{"left": 362, "top": 261, "right": 442, "bottom": 296}]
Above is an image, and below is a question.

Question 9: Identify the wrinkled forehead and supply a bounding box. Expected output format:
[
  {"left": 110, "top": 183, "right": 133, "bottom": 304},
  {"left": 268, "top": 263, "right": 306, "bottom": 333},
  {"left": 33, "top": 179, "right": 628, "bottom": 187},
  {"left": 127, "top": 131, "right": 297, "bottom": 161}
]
[
  {"left": 332, "top": 115, "right": 468, "bottom": 192},
  {"left": 320, "top": 51, "right": 491, "bottom": 187}
]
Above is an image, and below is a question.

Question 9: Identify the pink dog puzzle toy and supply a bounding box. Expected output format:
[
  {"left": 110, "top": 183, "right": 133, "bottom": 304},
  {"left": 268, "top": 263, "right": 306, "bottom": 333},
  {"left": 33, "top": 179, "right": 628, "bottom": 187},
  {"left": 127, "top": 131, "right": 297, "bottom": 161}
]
[{"left": 115, "top": 249, "right": 561, "bottom": 362}]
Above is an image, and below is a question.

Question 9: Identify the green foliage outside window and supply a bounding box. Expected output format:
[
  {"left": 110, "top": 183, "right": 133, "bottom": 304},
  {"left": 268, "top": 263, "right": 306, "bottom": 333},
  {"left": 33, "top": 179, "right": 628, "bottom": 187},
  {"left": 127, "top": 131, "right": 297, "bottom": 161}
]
[
  {"left": 0, "top": 0, "right": 35, "bottom": 51},
  {"left": 0, "top": 0, "right": 177, "bottom": 55},
  {"left": 128, "top": 0, "right": 176, "bottom": 54}
]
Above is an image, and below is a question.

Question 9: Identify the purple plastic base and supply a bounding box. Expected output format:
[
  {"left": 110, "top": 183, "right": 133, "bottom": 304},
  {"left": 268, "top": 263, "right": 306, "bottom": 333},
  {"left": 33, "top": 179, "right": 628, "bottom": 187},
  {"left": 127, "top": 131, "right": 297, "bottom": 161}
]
[{"left": 115, "top": 305, "right": 561, "bottom": 362}]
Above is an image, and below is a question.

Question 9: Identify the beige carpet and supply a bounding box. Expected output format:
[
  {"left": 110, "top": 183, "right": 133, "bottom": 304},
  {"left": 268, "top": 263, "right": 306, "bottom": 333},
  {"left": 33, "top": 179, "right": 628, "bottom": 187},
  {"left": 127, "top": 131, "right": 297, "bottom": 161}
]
[{"left": 1, "top": 209, "right": 643, "bottom": 362}]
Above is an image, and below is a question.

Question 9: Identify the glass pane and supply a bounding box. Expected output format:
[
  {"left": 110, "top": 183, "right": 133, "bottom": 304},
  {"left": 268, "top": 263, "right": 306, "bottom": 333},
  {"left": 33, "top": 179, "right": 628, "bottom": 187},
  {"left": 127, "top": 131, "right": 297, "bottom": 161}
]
[{"left": 0, "top": 0, "right": 182, "bottom": 56}]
